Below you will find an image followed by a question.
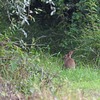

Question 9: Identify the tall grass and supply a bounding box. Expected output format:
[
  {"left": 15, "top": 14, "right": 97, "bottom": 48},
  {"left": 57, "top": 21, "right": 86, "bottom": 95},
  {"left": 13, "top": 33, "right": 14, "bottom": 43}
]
[
  {"left": 0, "top": 37, "right": 100, "bottom": 99},
  {"left": 0, "top": 54, "right": 100, "bottom": 99}
]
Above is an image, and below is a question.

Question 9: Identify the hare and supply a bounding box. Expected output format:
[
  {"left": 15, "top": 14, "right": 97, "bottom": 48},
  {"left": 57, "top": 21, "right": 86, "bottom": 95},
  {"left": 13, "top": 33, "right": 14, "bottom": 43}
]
[{"left": 64, "top": 51, "right": 75, "bottom": 69}]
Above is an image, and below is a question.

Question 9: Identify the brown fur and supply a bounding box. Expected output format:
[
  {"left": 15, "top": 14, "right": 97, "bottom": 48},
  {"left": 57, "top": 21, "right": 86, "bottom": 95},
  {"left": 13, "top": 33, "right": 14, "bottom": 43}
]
[{"left": 64, "top": 51, "right": 75, "bottom": 69}]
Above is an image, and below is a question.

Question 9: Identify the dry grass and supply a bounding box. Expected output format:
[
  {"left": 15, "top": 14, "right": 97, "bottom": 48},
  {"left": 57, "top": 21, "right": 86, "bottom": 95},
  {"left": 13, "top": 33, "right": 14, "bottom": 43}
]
[{"left": 0, "top": 76, "right": 100, "bottom": 100}]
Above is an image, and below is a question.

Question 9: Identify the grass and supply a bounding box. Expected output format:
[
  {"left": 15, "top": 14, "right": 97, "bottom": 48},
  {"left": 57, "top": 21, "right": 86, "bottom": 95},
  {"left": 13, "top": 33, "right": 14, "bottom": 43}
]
[
  {"left": 0, "top": 30, "right": 99, "bottom": 99},
  {"left": 0, "top": 40, "right": 100, "bottom": 99}
]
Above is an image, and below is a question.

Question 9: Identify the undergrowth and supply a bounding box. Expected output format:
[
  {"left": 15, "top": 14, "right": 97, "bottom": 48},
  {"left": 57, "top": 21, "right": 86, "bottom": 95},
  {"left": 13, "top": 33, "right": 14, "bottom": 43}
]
[{"left": 0, "top": 35, "right": 100, "bottom": 100}]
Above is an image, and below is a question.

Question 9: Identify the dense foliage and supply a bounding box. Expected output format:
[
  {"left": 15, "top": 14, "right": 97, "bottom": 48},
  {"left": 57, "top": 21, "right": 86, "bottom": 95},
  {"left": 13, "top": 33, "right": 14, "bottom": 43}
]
[{"left": 0, "top": 0, "right": 100, "bottom": 63}]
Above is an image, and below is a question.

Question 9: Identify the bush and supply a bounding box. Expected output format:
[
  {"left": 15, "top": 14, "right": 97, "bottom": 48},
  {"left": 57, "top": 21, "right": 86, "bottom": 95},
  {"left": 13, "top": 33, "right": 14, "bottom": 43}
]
[{"left": 0, "top": 0, "right": 100, "bottom": 62}]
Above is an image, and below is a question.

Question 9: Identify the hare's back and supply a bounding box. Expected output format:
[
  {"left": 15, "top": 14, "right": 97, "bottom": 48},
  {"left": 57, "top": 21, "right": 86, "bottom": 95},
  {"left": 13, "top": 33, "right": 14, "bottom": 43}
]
[{"left": 65, "top": 58, "right": 75, "bottom": 68}]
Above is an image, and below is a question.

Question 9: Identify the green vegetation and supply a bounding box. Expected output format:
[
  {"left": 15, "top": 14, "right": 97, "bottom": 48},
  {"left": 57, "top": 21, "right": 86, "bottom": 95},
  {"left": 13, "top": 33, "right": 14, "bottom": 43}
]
[
  {"left": 0, "top": 35, "right": 100, "bottom": 99},
  {"left": 0, "top": 0, "right": 100, "bottom": 99}
]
